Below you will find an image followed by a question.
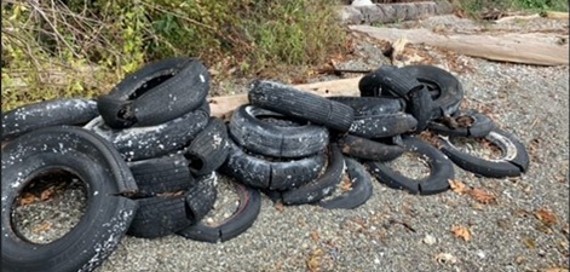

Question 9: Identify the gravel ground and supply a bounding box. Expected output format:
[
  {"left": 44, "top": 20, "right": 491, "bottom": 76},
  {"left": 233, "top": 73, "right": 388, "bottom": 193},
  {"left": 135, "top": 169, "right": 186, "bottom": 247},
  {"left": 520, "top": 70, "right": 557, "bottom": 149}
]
[{"left": 9, "top": 15, "right": 569, "bottom": 272}]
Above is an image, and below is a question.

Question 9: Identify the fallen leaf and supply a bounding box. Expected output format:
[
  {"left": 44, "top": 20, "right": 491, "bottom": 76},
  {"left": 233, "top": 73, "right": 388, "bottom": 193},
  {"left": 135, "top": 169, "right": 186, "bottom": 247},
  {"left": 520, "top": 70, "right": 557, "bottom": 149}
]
[
  {"left": 523, "top": 237, "right": 536, "bottom": 249},
  {"left": 18, "top": 193, "right": 38, "bottom": 206},
  {"left": 535, "top": 208, "right": 557, "bottom": 227},
  {"left": 468, "top": 188, "right": 497, "bottom": 204},
  {"left": 435, "top": 253, "right": 458, "bottom": 264},
  {"left": 32, "top": 222, "right": 52, "bottom": 233},
  {"left": 448, "top": 179, "right": 469, "bottom": 195},
  {"left": 310, "top": 231, "right": 320, "bottom": 242},
  {"left": 307, "top": 248, "right": 324, "bottom": 272},
  {"left": 40, "top": 186, "right": 56, "bottom": 201},
  {"left": 340, "top": 176, "right": 353, "bottom": 192},
  {"left": 451, "top": 225, "right": 472, "bottom": 242},
  {"left": 541, "top": 268, "right": 569, "bottom": 272},
  {"left": 274, "top": 202, "right": 285, "bottom": 212}
]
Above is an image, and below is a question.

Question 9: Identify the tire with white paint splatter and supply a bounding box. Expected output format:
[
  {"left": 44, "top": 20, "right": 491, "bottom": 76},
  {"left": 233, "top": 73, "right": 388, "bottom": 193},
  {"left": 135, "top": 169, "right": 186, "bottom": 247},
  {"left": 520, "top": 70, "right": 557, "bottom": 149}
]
[
  {"left": 83, "top": 102, "right": 210, "bottom": 161},
  {"left": 127, "top": 172, "right": 217, "bottom": 239},
  {"left": 1, "top": 126, "right": 138, "bottom": 272},
  {"left": 229, "top": 105, "right": 329, "bottom": 158},
  {"left": 438, "top": 128, "right": 529, "bottom": 178},
  {"left": 248, "top": 80, "right": 356, "bottom": 132},
  {"left": 97, "top": 57, "right": 210, "bottom": 129},
  {"left": 327, "top": 96, "right": 406, "bottom": 116},
  {"left": 184, "top": 117, "right": 231, "bottom": 175},
  {"left": 177, "top": 175, "right": 261, "bottom": 243},
  {"left": 317, "top": 158, "right": 373, "bottom": 209},
  {"left": 128, "top": 154, "right": 194, "bottom": 197},
  {"left": 1, "top": 98, "right": 98, "bottom": 141},
  {"left": 367, "top": 136, "right": 454, "bottom": 195},
  {"left": 221, "top": 139, "right": 327, "bottom": 191},
  {"left": 280, "top": 144, "right": 345, "bottom": 205},
  {"left": 348, "top": 112, "right": 418, "bottom": 138}
]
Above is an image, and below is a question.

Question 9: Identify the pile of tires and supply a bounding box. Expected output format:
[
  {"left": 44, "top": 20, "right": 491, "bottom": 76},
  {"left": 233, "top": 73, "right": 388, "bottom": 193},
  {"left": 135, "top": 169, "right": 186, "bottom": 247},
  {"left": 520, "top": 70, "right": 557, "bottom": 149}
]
[{"left": 1, "top": 57, "right": 530, "bottom": 272}]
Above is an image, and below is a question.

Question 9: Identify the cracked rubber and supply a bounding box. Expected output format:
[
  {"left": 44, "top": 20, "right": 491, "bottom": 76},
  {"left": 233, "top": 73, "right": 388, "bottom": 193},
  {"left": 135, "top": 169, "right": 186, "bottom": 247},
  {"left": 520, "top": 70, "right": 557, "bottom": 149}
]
[
  {"left": 222, "top": 139, "right": 326, "bottom": 190},
  {"left": 438, "top": 128, "right": 529, "bottom": 178},
  {"left": 1, "top": 126, "right": 138, "bottom": 272},
  {"left": 229, "top": 105, "right": 329, "bottom": 158},
  {"left": 185, "top": 117, "right": 231, "bottom": 175},
  {"left": 337, "top": 134, "right": 404, "bottom": 162},
  {"left": 367, "top": 136, "right": 455, "bottom": 195},
  {"left": 128, "top": 154, "right": 193, "bottom": 197},
  {"left": 84, "top": 101, "right": 210, "bottom": 161},
  {"left": 348, "top": 112, "right": 418, "bottom": 138},
  {"left": 97, "top": 57, "right": 209, "bottom": 128},
  {"left": 280, "top": 144, "right": 345, "bottom": 205},
  {"left": 177, "top": 175, "right": 261, "bottom": 243},
  {"left": 428, "top": 109, "right": 495, "bottom": 138},
  {"left": 185, "top": 172, "right": 218, "bottom": 223},
  {"left": 1, "top": 98, "right": 98, "bottom": 141},
  {"left": 248, "top": 80, "right": 355, "bottom": 132},
  {"left": 327, "top": 96, "right": 406, "bottom": 116},
  {"left": 399, "top": 64, "right": 464, "bottom": 118},
  {"left": 359, "top": 65, "right": 424, "bottom": 97},
  {"left": 128, "top": 162, "right": 218, "bottom": 239},
  {"left": 317, "top": 158, "right": 373, "bottom": 209}
]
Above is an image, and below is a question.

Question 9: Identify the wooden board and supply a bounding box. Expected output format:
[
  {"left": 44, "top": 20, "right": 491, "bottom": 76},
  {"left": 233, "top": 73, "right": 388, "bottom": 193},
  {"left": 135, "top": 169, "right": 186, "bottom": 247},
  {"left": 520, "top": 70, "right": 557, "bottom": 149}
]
[
  {"left": 208, "top": 77, "right": 362, "bottom": 118},
  {"left": 349, "top": 25, "right": 569, "bottom": 66}
]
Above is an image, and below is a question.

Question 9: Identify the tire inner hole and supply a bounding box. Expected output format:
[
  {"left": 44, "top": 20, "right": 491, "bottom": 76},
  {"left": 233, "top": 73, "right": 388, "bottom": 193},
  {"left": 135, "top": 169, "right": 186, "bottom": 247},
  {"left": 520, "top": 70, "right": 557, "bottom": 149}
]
[
  {"left": 128, "top": 72, "right": 176, "bottom": 100},
  {"left": 418, "top": 79, "right": 441, "bottom": 100},
  {"left": 203, "top": 175, "right": 240, "bottom": 227},
  {"left": 449, "top": 136, "right": 503, "bottom": 160},
  {"left": 320, "top": 167, "right": 352, "bottom": 202},
  {"left": 12, "top": 169, "right": 87, "bottom": 244},
  {"left": 386, "top": 152, "right": 431, "bottom": 180}
]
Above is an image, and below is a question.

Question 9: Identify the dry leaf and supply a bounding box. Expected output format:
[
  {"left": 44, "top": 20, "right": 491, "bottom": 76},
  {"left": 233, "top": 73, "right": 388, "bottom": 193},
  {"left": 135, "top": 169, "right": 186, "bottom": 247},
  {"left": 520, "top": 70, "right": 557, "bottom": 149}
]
[
  {"left": 468, "top": 188, "right": 497, "bottom": 204},
  {"left": 451, "top": 225, "right": 472, "bottom": 242},
  {"left": 19, "top": 193, "right": 38, "bottom": 206},
  {"left": 310, "top": 231, "right": 320, "bottom": 242},
  {"left": 448, "top": 179, "right": 469, "bottom": 195},
  {"left": 40, "top": 186, "right": 56, "bottom": 201},
  {"left": 542, "top": 268, "right": 569, "bottom": 272},
  {"left": 307, "top": 248, "right": 324, "bottom": 272},
  {"left": 274, "top": 202, "right": 285, "bottom": 212},
  {"left": 535, "top": 208, "right": 557, "bottom": 226},
  {"left": 523, "top": 237, "right": 536, "bottom": 249},
  {"left": 32, "top": 222, "right": 52, "bottom": 233},
  {"left": 340, "top": 176, "right": 353, "bottom": 192}
]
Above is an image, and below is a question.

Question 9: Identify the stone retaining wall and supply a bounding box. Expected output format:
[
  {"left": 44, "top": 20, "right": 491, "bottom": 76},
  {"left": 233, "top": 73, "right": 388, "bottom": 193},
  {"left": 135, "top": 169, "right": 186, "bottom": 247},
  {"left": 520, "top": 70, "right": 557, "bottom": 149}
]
[{"left": 340, "top": 1, "right": 454, "bottom": 25}]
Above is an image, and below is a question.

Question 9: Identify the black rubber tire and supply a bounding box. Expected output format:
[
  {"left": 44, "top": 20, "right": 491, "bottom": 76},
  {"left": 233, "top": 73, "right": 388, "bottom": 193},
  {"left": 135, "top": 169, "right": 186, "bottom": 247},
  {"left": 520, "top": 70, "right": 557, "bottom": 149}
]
[
  {"left": 128, "top": 154, "right": 193, "bottom": 197},
  {"left": 229, "top": 105, "right": 329, "bottom": 158},
  {"left": 399, "top": 65, "right": 464, "bottom": 118},
  {"left": 1, "top": 126, "right": 138, "bottom": 272},
  {"left": 438, "top": 128, "right": 530, "bottom": 178},
  {"left": 128, "top": 164, "right": 217, "bottom": 239},
  {"left": 177, "top": 176, "right": 261, "bottom": 243},
  {"left": 84, "top": 101, "right": 210, "bottom": 161},
  {"left": 280, "top": 144, "right": 345, "bottom": 205},
  {"left": 317, "top": 158, "right": 373, "bottom": 209},
  {"left": 222, "top": 139, "right": 327, "bottom": 190},
  {"left": 367, "top": 136, "right": 455, "bottom": 195},
  {"left": 327, "top": 96, "right": 406, "bottom": 116},
  {"left": 1, "top": 98, "right": 98, "bottom": 141},
  {"left": 185, "top": 117, "right": 231, "bottom": 175},
  {"left": 97, "top": 57, "right": 209, "bottom": 128},
  {"left": 248, "top": 80, "right": 356, "bottom": 132},
  {"left": 365, "top": 65, "right": 425, "bottom": 98},
  {"left": 185, "top": 172, "right": 218, "bottom": 223},
  {"left": 406, "top": 86, "right": 434, "bottom": 132},
  {"left": 337, "top": 134, "right": 404, "bottom": 161},
  {"left": 428, "top": 109, "right": 495, "bottom": 138},
  {"left": 348, "top": 112, "right": 418, "bottom": 138}
]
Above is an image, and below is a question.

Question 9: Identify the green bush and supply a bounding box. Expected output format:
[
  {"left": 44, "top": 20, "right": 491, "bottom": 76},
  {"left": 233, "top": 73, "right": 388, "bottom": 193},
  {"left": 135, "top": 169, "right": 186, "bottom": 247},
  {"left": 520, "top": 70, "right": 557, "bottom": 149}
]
[{"left": 1, "top": 0, "right": 346, "bottom": 111}]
